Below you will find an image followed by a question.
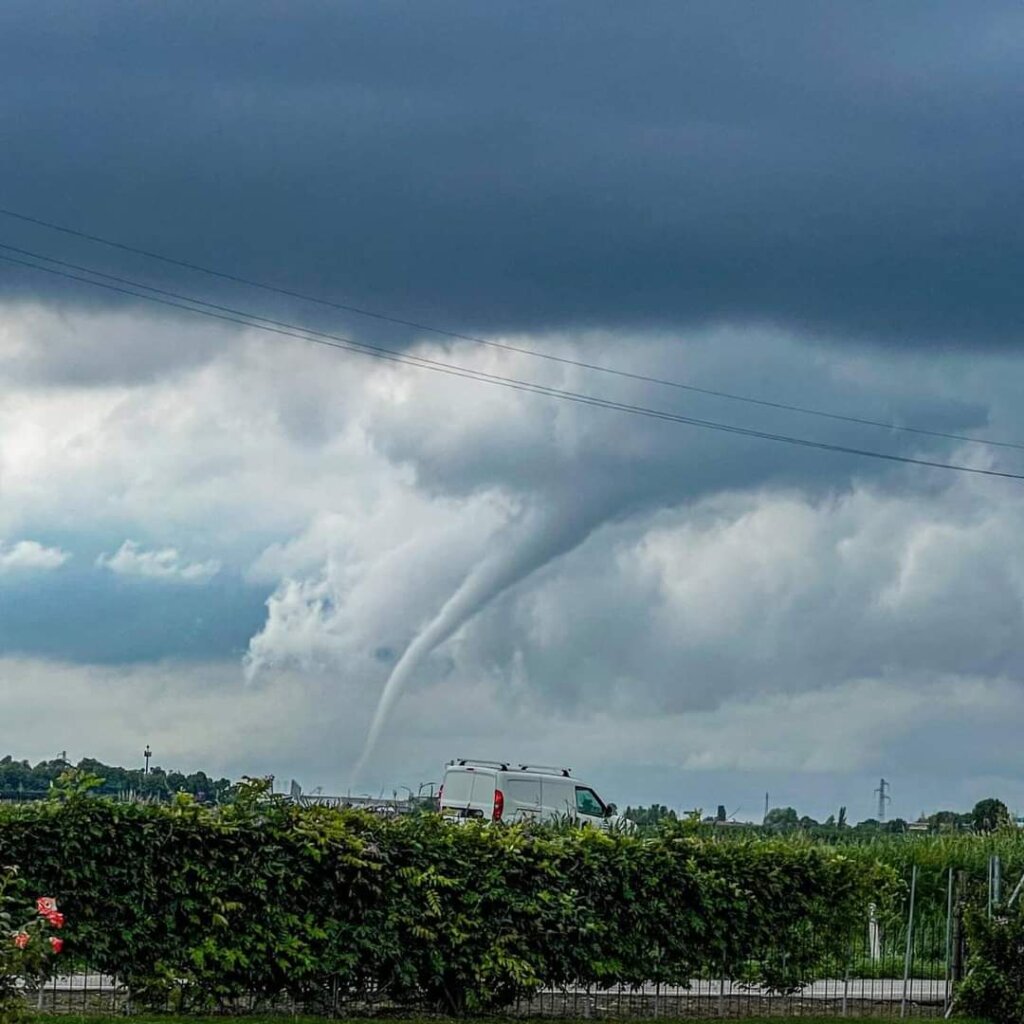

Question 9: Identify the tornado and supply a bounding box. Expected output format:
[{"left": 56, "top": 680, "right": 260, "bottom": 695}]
[{"left": 350, "top": 491, "right": 616, "bottom": 785}]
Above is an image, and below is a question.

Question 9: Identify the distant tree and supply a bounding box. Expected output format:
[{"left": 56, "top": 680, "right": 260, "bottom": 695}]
[
  {"left": 883, "top": 818, "right": 908, "bottom": 834},
  {"left": 716, "top": 805, "right": 726, "bottom": 822},
  {"left": 624, "top": 804, "right": 678, "bottom": 827},
  {"left": 0, "top": 754, "right": 234, "bottom": 804},
  {"left": 798, "top": 815, "right": 819, "bottom": 829},
  {"left": 972, "top": 798, "right": 1010, "bottom": 833},
  {"left": 854, "top": 818, "right": 881, "bottom": 833},
  {"left": 837, "top": 806, "right": 848, "bottom": 829},
  {"left": 929, "top": 810, "right": 962, "bottom": 833},
  {"left": 764, "top": 807, "right": 799, "bottom": 830}
]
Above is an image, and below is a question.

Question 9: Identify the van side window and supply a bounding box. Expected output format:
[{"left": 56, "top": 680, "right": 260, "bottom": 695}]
[
  {"left": 505, "top": 779, "right": 542, "bottom": 808},
  {"left": 575, "top": 787, "right": 605, "bottom": 817}
]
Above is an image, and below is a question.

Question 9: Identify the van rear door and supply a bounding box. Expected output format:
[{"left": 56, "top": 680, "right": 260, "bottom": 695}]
[{"left": 440, "top": 767, "right": 495, "bottom": 819}]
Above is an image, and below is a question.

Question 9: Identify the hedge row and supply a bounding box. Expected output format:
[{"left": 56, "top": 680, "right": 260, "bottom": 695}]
[{"left": 0, "top": 781, "right": 897, "bottom": 1011}]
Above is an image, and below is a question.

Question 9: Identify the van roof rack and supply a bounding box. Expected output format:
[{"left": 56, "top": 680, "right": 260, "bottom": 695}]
[
  {"left": 517, "top": 764, "right": 572, "bottom": 777},
  {"left": 449, "top": 759, "right": 572, "bottom": 777}
]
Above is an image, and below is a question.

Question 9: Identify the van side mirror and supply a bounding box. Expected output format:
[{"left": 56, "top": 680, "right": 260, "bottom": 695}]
[{"left": 605, "top": 803, "right": 617, "bottom": 817}]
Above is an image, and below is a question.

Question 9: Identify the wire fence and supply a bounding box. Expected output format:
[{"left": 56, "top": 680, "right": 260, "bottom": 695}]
[
  {"left": 17, "top": 863, "right": 1005, "bottom": 1019},
  {"left": 10, "top": 970, "right": 955, "bottom": 1020},
  {"left": 11, "top": 918, "right": 958, "bottom": 1020}
]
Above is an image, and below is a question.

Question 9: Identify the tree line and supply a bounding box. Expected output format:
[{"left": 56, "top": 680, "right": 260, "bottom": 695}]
[
  {"left": 623, "top": 797, "right": 1015, "bottom": 835},
  {"left": 0, "top": 755, "right": 233, "bottom": 805}
]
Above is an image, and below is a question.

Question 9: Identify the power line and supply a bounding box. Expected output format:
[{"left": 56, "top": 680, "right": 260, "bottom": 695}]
[
  {"left": 2, "top": 248, "right": 1023, "bottom": 482},
  {"left": 0, "top": 205, "right": 1019, "bottom": 452}
]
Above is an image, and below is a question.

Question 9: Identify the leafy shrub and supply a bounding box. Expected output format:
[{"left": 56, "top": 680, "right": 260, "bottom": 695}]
[
  {"left": 0, "top": 867, "right": 66, "bottom": 1021},
  {"left": 956, "top": 906, "right": 1024, "bottom": 1024},
  {"left": 0, "top": 782, "right": 897, "bottom": 1013}
]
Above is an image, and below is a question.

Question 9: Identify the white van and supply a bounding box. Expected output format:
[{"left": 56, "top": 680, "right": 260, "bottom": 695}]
[{"left": 438, "top": 759, "right": 624, "bottom": 829}]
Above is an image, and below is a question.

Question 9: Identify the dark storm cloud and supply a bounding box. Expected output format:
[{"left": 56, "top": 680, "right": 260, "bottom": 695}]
[{"left": 0, "top": 1, "right": 1021, "bottom": 347}]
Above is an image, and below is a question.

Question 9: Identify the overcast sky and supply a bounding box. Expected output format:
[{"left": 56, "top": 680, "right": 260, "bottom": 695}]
[{"left": 1, "top": 2, "right": 1023, "bottom": 820}]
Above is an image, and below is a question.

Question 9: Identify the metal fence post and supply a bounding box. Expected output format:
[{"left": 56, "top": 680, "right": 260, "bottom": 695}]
[
  {"left": 987, "top": 854, "right": 993, "bottom": 918},
  {"left": 901, "top": 864, "right": 918, "bottom": 1019},
  {"left": 842, "top": 950, "right": 849, "bottom": 1018},
  {"left": 943, "top": 866, "right": 954, "bottom": 1015}
]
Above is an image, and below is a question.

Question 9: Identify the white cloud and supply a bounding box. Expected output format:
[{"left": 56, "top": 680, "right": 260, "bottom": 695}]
[
  {"left": 0, "top": 540, "right": 70, "bottom": 573},
  {"left": 0, "top": 657, "right": 311, "bottom": 778},
  {"left": 3, "top": 302, "right": 1024, "bottom": 813},
  {"left": 97, "top": 540, "right": 221, "bottom": 584}
]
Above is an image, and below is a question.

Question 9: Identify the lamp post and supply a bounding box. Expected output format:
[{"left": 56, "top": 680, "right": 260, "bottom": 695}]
[{"left": 143, "top": 745, "right": 152, "bottom": 775}]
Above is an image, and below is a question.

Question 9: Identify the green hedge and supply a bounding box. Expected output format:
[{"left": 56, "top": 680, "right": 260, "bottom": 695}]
[{"left": 0, "top": 783, "right": 896, "bottom": 1012}]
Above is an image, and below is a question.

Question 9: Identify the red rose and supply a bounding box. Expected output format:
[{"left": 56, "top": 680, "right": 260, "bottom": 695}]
[
  {"left": 36, "top": 897, "right": 57, "bottom": 915},
  {"left": 45, "top": 911, "right": 65, "bottom": 929},
  {"left": 49, "top": 937, "right": 63, "bottom": 954},
  {"left": 13, "top": 932, "right": 30, "bottom": 949}
]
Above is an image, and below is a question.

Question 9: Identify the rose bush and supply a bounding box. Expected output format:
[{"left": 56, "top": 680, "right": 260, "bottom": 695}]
[{"left": 0, "top": 867, "right": 65, "bottom": 1021}]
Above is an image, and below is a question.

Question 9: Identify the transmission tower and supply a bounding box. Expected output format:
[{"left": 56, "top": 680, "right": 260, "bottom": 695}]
[{"left": 874, "top": 778, "right": 891, "bottom": 822}]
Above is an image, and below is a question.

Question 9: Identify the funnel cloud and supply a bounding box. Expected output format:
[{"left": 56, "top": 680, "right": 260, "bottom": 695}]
[
  {"left": 2, "top": 2, "right": 1024, "bottom": 819},
  {"left": 351, "top": 491, "right": 619, "bottom": 784}
]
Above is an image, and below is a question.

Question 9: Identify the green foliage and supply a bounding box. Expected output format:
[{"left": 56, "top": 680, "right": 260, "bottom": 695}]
[
  {"left": 929, "top": 810, "right": 972, "bottom": 832},
  {"left": 0, "top": 867, "right": 66, "bottom": 1021},
  {"left": 957, "top": 905, "right": 1024, "bottom": 1023},
  {"left": 49, "top": 770, "right": 104, "bottom": 802},
  {"left": 972, "top": 799, "right": 1011, "bottom": 835},
  {"left": 0, "top": 756, "right": 234, "bottom": 806},
  {"left": 0, "top": 794, "right": 896, "bottom": 1013},
  {"left": 622, "top": 804, "right": 678, "bottom": 827},
  {"left": 764, "top": 807, "right": 799, "bottom": 831}
]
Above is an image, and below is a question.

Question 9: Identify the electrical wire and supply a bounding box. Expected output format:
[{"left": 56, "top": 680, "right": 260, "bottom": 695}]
[
  {"left": 1, "top": 248, "right": 1022, "bottom": 482},
  {"left": 0, "top": 205, "right": 1019, "bottom": 452}
]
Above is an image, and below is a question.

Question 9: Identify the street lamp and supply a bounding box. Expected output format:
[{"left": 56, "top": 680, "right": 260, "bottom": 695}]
[{"left": 143, "top": 746, "right": 152, "bottom": 775}]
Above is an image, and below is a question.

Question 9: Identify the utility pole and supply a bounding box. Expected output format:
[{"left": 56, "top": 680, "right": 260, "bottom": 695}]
[
  {"left": 763, "top": 791, "right": 769, "bottom": 825},
  {"left": 143, "top": 745, "right": 152, "bottom": 775},
  {"left": 874, "top": 778, "right": 890, "bottom": 823}
]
